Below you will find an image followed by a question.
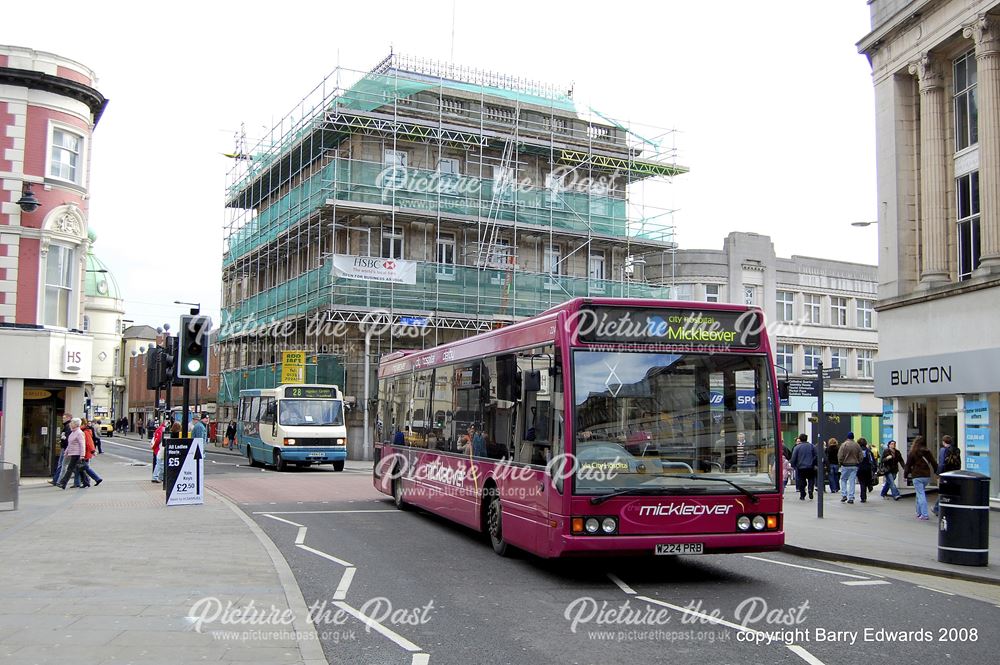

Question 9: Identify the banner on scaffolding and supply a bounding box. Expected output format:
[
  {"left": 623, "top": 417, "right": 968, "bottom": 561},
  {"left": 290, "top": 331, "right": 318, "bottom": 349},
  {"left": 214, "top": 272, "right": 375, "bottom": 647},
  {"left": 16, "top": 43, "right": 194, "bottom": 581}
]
[{"left": 331, "top": 255, "right": 417, "bottom": 285}]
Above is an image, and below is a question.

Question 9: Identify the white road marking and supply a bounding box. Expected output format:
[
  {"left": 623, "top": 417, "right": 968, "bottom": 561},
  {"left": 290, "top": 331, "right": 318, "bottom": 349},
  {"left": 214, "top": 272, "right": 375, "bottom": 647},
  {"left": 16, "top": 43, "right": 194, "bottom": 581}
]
[
  {"left": 251, "top": 509, "right": 402, "bottom": 515},
  {"left": 607, "top": 573, "right": 636, "bottom": 595},
  {"left": 334, "top": 567, "right": 356, "bottom": 600},
  {"left": 917, "top": 585, "right": 955, "bottom": 595},
  {"left": 297, "top": 544, "right": 354, "bottom": 567},
  {"left": 259, "top": 514, "right": 305, "bottom": 528},
  {"left": 788, "top": 643, "right": 828, "bottom": 665},
  {"left": 294, "top": 527, "right": 307, "bottom": 544},
  {"left": 841, "top": 580, "right": 892, "bottom": 586},
  {"left": 411, "top": 653, "right": 430, "bottom": 665},
  {"left": 333, "top": 601, "right": 421, "bottom": 652},
  {"left": 744, "top": 555, "right": 870, "bottom": 580}
]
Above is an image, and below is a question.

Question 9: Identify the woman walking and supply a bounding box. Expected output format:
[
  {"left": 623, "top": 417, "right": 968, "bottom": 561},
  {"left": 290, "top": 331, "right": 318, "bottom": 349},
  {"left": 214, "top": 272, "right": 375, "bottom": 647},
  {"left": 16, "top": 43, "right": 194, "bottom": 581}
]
[
  {"left": 76, "top": 419, "right": 103, "bottom": 487},
  {"left": 904, "top": 436, "right": 938, "bottom": 520},
  {"left": 856, "top": 438, "right": 875, "bottom": 503},
  {"left": 880, "top": 440, "right": 904, "bottom": 500},
  {"left": 825, "top": 437, "right": 841, "bottom": 493},
  {"left": 225, "top": 421, "right": 237, "bottom": 450}
]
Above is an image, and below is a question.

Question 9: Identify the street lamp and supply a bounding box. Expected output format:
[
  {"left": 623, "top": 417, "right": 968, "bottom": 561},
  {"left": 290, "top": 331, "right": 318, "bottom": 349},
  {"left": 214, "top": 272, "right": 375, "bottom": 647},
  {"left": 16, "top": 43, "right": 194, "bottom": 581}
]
[
  {"left": 174, "top": 300, "right": 201, "bottom": 315},
  {"left": 851, "top": 221, "right": 877, "bottom": 227},
  {"left": 15, "top": 183, "right": 40, "bottom": 213}
]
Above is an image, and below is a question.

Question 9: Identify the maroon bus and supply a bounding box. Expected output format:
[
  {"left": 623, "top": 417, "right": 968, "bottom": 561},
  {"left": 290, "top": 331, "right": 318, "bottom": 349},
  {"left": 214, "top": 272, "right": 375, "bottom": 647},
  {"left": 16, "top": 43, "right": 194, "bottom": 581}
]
[{"left": 373, "top": 298, "right": 784, "bottom": 558}]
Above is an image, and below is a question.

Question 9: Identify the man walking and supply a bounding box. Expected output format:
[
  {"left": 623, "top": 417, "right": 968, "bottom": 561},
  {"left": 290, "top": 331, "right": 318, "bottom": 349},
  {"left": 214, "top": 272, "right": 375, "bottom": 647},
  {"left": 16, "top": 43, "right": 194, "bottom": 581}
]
[
  {"left": 837, "top": 431, "right": 862, "bottom": 504},
  {"left": 50, "top": 413, "right": 72, "bottom": 485},
  {"left": 789, "top": 433, "right": 818, "bottom": 500},
  {"left": 192, "top": 413, "right": 209, "bottom": 440}
]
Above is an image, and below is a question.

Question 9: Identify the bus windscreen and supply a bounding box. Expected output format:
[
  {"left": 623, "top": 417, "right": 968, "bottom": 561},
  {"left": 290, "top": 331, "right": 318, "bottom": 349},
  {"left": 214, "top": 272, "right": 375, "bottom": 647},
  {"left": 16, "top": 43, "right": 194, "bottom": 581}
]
[
  {"left": 572, "top": 350, "right": 777, "bottom": 494},
  {"left": 279, "top": 400, "right": 344, "bottom": 427}
]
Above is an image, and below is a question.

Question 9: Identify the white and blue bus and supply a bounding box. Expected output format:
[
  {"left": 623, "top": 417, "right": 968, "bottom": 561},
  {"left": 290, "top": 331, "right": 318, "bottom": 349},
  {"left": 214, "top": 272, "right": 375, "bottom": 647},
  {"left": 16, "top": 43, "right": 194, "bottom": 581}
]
[{"left": 238, "top": 384, "right": 348, "bottom": 471}]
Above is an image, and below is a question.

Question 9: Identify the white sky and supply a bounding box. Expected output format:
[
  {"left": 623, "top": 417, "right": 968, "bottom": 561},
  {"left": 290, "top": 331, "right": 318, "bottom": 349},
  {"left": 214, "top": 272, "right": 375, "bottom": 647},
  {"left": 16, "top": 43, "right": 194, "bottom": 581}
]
[{"left": 7, "top": 0, "right": 878, "bottom": 328}]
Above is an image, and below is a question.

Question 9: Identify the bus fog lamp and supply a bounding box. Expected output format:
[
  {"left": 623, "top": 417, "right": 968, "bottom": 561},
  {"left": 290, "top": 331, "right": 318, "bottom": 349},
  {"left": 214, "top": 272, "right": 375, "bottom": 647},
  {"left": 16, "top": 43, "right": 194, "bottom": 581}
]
[
  {"left": 584, "top": 518, "right": 600, "bottom": 534},
  {"left": 601, "top": 517, "right": 617, "bottom": 534},
  {"left": 336, "top": 438, "right": 345, "bottom": 446},
  {"left": 752, "top": 515, "right": 766, "bottom": 531},
  {"left": 737, "top": 516, "right": 751, "bottom": 531},
  {"left": 284, "top": 438, "right": 296, "bottom": 445}
]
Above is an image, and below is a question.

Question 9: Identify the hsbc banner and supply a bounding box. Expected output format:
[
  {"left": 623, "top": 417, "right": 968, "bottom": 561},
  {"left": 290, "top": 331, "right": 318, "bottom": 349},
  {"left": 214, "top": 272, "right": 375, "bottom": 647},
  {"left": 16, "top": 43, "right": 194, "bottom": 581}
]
[
  {"left": 165, "top": 438, "right": 205, "bottom": 506},
  {"left": 332, "top": 255, "right": 417, "bottom": 285}
]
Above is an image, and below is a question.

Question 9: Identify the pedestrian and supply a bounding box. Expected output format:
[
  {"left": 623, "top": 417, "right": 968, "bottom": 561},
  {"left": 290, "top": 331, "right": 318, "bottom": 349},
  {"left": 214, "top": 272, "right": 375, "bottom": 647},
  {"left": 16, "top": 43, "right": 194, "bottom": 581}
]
[
  {"left": 151, "top": 420, "right": 167, "bottom": 483},
  {"left": 76, "top": 419, "right": 103, "bottom": 487},
  {"left": 50, "top": 413, "right": 73, "bottom": 485},
  {"left": 933, "top": 435, "right": 962, "bottom": 516},
  {"left": 904, "top": 436, "right": 937, "bottom": 520},
  {"left": 789, "top": 433, "right": 818, "bottom": 500},
  {"left": 139, "top": 420, "right": 146, "bottom": 438},
  {"left": 879, "top": 439, "right": 904, "bottom": 501},
  {"left": 192, "top": 413, "right": 209, "bottom": 440},
  {"left": 170, "top": 416, "right": 182, "bottom": 437},
  {"left": 825, "top": 436, "right": 841, "bottom": 493},
  {"left": 837, "top": 431, "right": 862, "bottom": 504},
  {"left": 93, "top": 420, "right": 103, "bottom": 454},
  {"left": 56, "top": 418, "right": 85, "bottom": 489},
  {"left": 781, "top": 452, "right": 793, "bottom": 490},
  {"left": 224, "top": 421, "right": 237, "bottom": 450},
  {"left": 857, "top": 438, "right": 876, "bottom": 503}
]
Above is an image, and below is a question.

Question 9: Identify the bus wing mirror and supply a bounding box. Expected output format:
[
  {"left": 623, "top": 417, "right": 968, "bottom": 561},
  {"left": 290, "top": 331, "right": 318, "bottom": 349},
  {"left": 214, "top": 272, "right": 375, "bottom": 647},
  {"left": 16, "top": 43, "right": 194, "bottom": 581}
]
[
  {"left": 524, "top": 370, "right": 541, "bottom": 393},
  {"left": 778, "top": 380, "right": 790, "bottom": 402}
]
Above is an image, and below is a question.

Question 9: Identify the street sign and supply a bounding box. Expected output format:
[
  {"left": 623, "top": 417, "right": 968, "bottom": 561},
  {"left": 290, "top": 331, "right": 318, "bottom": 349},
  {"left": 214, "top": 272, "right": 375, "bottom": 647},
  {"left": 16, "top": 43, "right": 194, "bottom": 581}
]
[
  {"left": 399, "top": 316, "right": 428, "bottom": 327},
  {"left": 787, "top": 378, "right": 818, "bottom": 397},
  {"left": 165, "top": 438, "right": 204, "bottom": 506},
  {"left": 802, "top": 367, "right": 841, "bottom": 378},
  {"left": 281, "top": 350, "right": 306, "bottom": 384}
]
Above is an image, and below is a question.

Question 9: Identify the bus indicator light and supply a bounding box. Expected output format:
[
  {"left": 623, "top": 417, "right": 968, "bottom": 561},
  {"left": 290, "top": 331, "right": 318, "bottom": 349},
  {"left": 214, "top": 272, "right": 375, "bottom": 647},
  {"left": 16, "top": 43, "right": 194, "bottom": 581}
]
[
  {"left": 766, "top": 515, "right": 778, "bottom": 529},
  {"left": 571, "top": 517, "right": 585, "bottom": 534}
]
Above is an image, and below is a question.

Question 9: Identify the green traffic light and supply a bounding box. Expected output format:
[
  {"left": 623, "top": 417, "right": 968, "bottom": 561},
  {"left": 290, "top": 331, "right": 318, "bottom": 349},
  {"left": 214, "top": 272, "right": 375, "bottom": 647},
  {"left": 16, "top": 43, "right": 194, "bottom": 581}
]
[{"left": 187, "top": 359, "right": 202, "bottom": 373}]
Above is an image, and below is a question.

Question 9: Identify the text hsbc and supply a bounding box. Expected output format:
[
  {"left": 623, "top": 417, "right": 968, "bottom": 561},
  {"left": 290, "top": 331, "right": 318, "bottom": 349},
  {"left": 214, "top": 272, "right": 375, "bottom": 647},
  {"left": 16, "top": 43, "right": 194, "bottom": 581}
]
[
  {"left": 638, "top": 504, "right": 732, "bottom": 516},
  {"left": 354, "top": 258, "right": 382, "bottom": 268}
]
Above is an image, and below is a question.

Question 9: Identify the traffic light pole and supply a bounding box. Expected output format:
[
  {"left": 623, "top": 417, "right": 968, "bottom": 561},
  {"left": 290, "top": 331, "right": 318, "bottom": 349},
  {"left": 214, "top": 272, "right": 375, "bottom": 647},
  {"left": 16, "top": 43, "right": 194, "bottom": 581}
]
[
  {"left": 816, "top": 361, "right": 825, "bottom": 519},
  {"left": 182, "top": 378, "right": 190, "bottom": 439}
]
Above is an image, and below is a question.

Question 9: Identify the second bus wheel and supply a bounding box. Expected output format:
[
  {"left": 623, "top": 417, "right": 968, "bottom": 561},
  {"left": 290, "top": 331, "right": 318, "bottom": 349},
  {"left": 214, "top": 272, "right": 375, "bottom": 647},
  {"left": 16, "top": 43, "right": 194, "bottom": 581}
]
[
  {"left": 333, "top": 460, "right": 345, "bottom": 472},
  {"left": 274, "top": 450, "right": 289, "bottom": 472},
  {"left": 247, "top": 445, "right": 261, "bottom": 468},
  {"left": 392, "top": 475, "right": 409, "bottom": 509}
]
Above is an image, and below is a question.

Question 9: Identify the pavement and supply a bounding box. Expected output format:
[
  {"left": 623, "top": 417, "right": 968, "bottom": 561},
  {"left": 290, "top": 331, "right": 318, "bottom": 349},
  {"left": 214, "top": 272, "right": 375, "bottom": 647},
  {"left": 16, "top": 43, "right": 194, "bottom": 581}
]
[
  {"left": 0, "top": 448, "right": 328, "bottom": 665},
  {"left": 782, "top": 480, "right": 1000, "bottom": 585},
  {"left": 2, "top": 435, "right": 998, "bottom": 663}
]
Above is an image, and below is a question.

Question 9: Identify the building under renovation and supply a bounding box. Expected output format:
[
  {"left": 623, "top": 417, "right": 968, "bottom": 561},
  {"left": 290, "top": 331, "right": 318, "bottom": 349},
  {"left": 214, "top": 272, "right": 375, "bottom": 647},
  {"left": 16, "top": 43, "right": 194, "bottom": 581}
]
[{"left": 219, "top": 53, "right": 685, "bottom": 456}]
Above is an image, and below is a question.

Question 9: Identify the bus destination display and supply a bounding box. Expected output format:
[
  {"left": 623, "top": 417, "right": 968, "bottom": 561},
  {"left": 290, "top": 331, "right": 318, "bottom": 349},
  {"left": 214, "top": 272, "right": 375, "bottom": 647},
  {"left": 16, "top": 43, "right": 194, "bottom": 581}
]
[
  {"left": 284, "top": 386, "right": 338, "bottom": 399},
  {"left": 574, "top": 306, "right": 761, "bottom": 349}
]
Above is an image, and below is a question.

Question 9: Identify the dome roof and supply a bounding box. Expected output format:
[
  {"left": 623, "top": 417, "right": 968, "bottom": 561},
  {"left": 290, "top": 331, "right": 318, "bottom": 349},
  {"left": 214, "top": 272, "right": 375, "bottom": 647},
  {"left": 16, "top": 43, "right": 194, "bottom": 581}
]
[{"left": 84, "top": 232, "right": 123, "bottom": 300}]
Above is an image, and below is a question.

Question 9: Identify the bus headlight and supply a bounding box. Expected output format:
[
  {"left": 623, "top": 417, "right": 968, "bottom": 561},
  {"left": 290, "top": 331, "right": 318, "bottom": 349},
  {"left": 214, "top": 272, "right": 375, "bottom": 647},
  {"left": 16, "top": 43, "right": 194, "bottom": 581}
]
[
  {"left": 284, "top": 438, "right": 296, "bottom": 445},
  {"left": 584, "top": 518, "right": 600, "bottom": 534},
  {"left": 737, "top": 516, "right": 751, "bottom": 531},
  {"left": 752, "top": 515, "right": 767, "bottom": 531},
  {"left": 601, "top": 517, "right": 617, "bottom": 534},
  {"left": 336, "top": 438, "right": 345, "bottom": 446}
]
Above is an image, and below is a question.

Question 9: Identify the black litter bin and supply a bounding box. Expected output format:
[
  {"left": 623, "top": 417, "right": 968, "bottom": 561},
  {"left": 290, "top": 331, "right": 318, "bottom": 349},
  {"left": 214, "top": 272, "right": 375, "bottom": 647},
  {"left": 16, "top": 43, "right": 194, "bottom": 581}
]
[{"left": 937, "top": 470, "right": 990, "bottom": 566}]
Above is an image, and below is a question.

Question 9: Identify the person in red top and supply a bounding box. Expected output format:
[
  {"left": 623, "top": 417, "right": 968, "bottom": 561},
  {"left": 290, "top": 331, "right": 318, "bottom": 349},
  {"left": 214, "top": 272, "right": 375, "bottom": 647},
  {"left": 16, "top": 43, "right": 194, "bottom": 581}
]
[
  {"left": 151, "top": 420, "right": 167, "bottom": 483},
  {"left": 76, "top": 419, "right": 104, "bottom": 488}
]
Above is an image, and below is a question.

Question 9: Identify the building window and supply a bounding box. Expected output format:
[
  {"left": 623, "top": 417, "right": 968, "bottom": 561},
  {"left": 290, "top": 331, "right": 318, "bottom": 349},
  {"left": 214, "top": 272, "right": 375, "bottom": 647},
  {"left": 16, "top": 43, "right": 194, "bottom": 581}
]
[
  {"left": 957, "top": 171, "right": 981, "bottom": 280},
  {"left": 544, "top": 172, "right": 565, "bottom": 209},
  {"left": 49, "top": 127, "right": 84, "bottom": 184},
  {"left": 589, "top": 253, "right": 605, "bottom": 281},
  {"left": 803, "top": 346, "right": 821, "bottom": 372},
  {"left": 543, "top": 245, "right": 562, "bottom": 275},
  {"left": 437, "top": 233, "right": 456, "bottom": 278},
  {"left": 804, "top": 294, "right": 821, "bottom": 324},
  {"left": 705, "top": 284, "right": 720, "bottom": 303},
  {"left": 493, "top": 166, "right": 515, "bottom": 202},
  {"left": 857, "top": 349, "right": 874, "bottom": 379},
  {"left": 830, "top": 347, "right": 848, "bottom": 373},
  {"left": 488, "top": 239, "right": 512, "bottom": 266},
  {"left": 381, "top": 228, "right": 404, "bottom": 259},
  {"left": 856, "top": 299, "right": 874, "bottom": 329},
  {"left": 82, "top": 315, "right": 90, "bottom": 332},
  {"left": 830, "top": 297, "right": 847, "bottom": 327},
  {"left": 776, "top": 290, "right": 794, "bottom": 321},
  {"left": 775, "top": 343, "right": 794, "bottom": 373},
  {"left": 437, "top": 158, "right": 459, "bottom": 175},
  {"left": 954, "top": 50, "right": 979, "bottom": 152},
  {"left": 673, "top": 284, "right": 694, "bottom": 301},
  {"left": 383, "top": 149, "right": 407, "bottom": 168},
  {"left": 44, "top": 245, "right": 75, "bottom": 328},
  {"left": 743, "top": 286, "right": 756, "bottom": 306}
]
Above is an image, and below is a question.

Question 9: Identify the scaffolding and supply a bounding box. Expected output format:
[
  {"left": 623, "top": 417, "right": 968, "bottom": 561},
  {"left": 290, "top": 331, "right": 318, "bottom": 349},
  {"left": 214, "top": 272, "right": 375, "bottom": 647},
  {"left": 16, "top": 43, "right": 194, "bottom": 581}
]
[{"left": 218, "top": 53, "right": 686, "bottom": 418}]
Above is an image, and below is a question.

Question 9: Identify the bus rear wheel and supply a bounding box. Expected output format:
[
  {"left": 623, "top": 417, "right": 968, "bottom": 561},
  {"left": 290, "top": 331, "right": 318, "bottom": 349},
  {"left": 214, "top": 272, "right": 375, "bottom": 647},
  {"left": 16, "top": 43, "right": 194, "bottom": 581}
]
[
  {"left": 485, "top": 488, "right": 509, "bottom": 557},
  {"left": 274, "top": 450, "right": 288, "bottom": 472},
  {"left": 333, "top": 460, "right": 345, "bottom": 472}
]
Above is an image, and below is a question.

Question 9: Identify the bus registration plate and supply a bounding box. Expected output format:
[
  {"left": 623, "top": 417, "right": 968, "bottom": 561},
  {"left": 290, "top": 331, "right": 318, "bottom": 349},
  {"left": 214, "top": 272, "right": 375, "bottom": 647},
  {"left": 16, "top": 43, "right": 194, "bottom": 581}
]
[
  {"left": 308, "top": 453, "right": 326, "bottom": 458},
  {"left": 655, "top": 543, "right": 703, "bottom": 555}
]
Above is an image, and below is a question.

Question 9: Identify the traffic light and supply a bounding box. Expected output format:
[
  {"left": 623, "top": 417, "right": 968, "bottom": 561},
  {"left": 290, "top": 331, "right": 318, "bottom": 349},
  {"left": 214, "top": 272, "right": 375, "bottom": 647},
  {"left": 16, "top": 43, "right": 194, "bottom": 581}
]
[
  {"left": 179, "top": 315, "right": 212, "bottom": 379},
  {"left": 161, "top": 336, "right": 178, "bottom": 387},
  {"left": 146, "top": 348, "right": 162, "bottom": 390}
]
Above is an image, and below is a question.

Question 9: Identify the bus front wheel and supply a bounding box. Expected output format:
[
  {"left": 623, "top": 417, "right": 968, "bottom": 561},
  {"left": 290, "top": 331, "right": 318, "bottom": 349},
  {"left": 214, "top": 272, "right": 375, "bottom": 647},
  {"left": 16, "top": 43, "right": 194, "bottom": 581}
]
[
  {"left": 274, "top": 450, "right": 288, "bottom": 472},
  {"left": 485, "top": 488, "right": 509, "bottom": 557},
  {"left": 392, "top": 476, "right": 409, "bottom": 510},
  {"left": 333, "top": 460, "right": 345, "bottom": 472},
  {"left": 247, "top": 445, "right": 261, "bottom": 468}
]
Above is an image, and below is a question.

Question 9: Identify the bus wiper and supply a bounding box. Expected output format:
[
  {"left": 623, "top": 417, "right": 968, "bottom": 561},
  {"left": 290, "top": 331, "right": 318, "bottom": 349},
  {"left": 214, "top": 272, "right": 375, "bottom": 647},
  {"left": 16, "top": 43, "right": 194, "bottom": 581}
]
[
  {"left": 589, "top": 487, "right": 675, "bottom": 505},
  {"left": 676, "top": 475, "right": 760, "bottom": 504}
]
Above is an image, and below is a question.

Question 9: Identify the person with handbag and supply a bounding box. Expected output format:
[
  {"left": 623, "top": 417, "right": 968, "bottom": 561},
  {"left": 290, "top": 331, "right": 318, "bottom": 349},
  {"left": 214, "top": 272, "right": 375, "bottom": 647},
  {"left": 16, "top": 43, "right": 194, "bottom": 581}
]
[
  {"left": 76, "top": 419, "right": 104, "bottom": 487},
  {"left": 856, "top": 438, "right": 876, "bottom": 503},
  {"left": 879, "top": 440, "right": 904, "bottom": 501},
  {"left": 904, "top": 436, "right": 937, "bottom": 520}
]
